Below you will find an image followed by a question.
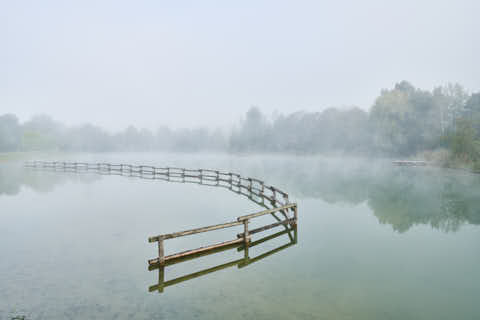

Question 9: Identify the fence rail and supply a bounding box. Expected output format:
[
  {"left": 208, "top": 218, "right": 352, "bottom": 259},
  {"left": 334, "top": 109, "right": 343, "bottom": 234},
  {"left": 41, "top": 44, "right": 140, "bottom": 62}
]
[{"left": 25, "top": 160, "right": 298, "bottom": 268}]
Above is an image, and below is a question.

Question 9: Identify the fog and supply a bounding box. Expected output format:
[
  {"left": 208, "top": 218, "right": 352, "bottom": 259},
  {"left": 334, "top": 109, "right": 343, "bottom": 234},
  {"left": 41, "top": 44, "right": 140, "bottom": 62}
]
[
  {"left": 2, "top": 81, "right": 480, "bottom": 165},
  {"left": 2, "top": 156, "right": 480, "bottom": 234},
  {"left": 3, "top": 3, "right": 480, "bottom": 319},
  {"left": 2, "top": 0, "right": 479, "bottom": 131}
]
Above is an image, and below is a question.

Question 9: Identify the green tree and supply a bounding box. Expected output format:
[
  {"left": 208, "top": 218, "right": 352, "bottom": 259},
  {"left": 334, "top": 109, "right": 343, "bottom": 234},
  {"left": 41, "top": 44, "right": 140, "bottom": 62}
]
[
  {"left": 370, "top": 81, "right": 439, "bottom": 155},
  {"left": 463, "top": 93, "right": 480, "bottom": 132},
  {"left": 447, "top": 118, "right": 479, "bottom": 161}
]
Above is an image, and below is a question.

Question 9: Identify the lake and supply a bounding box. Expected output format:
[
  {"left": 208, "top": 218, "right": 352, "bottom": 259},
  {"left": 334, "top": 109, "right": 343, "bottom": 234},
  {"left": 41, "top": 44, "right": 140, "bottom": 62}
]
[{"left": 1, "top": 153, "right": 479, "bottom": 320}]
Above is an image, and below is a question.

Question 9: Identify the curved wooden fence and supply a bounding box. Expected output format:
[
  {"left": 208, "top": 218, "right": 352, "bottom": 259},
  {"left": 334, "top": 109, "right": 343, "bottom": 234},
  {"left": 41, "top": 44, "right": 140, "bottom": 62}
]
[{"left": 25, "top": 161, "right": 298, "bottom": 270}]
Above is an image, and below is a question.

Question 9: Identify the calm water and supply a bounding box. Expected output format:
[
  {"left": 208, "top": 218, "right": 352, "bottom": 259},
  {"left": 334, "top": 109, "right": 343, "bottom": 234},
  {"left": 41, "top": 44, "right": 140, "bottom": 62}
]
[{"left": 1, "top": 153, "right": 479, "bottom": 320}]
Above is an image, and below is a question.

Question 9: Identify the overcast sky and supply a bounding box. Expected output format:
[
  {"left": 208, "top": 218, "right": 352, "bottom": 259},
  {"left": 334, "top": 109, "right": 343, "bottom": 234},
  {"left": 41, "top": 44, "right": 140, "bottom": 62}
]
[{"left": 2, "top": 0, "right": 479, "bottom": 131}]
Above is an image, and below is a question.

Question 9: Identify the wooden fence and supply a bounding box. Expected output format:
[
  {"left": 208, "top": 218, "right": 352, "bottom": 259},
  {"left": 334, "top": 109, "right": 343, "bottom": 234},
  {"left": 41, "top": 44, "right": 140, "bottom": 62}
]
[
  {"left": 149, "top": 226, "right": 297, "bottom": 293},
  {"left": 25, "top": 161, "right": 298, "bottom": 272}
]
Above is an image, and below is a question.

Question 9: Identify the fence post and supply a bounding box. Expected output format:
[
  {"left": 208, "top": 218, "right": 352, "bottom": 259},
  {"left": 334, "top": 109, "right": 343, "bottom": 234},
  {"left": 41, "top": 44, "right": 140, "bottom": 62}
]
[
  {"left": 158, "top": 266, "right": 165, "bottom": 293},
  {"left": 243, "top": 220, "right": 250, "bottom": 246},
  {"left": 292, "top": 205, "right": 298, "bottom": 227},
  {"left": 243, "top": 242, "right": 250, "bottom": 263},
  {"left": 158, "top": 237, "right": 165, "bottom": 266}
]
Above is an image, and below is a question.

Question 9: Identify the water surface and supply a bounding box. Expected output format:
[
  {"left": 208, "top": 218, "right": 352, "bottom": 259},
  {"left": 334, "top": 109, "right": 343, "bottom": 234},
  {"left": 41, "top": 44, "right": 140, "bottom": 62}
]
[{"left": 1, "top": 153, "right": 479, "bottom": 319}]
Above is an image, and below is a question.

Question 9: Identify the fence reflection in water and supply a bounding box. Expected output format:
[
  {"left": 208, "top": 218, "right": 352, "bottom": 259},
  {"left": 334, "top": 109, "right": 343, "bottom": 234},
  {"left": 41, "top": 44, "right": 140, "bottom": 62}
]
[{"left": 148, "top": 226, "right": 297, "bottom": 293}]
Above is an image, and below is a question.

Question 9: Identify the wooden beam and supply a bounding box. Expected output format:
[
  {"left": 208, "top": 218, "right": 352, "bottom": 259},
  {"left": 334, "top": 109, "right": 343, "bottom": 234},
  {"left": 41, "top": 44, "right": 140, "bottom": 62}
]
[
  {"left": 237, "top": 203, "right": 297, "bottom": 221},
  {"left": 148, "top": 238, "right": 245, "bottom": 265},
  {"left": 237, "top": 218, "right": 296, "bottom": 238},
  {"left": 149, "top": 241, "right": 242, "bottom": 270},
  {"left": 148, "top": 220, "right": 243, "bottom": 242}
]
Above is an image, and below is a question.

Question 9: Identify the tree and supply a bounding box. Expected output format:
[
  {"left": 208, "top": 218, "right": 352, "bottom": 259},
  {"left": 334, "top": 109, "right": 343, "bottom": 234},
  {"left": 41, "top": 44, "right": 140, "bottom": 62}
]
[
  {"left": 444, "top": 118, "right": 479, "bottom": 164},
  {"left": 463, "top": 93, "right": 480, "bottom": 133},
  {"left": 21, "top": 115, "right": 64, "bottom": 151},
  {"left": 370, "top": 81, "right": 439, "bottom": 156},
  {"left": 433, "top": 83, "right": 469, "bottom": 133},
  {"left": 0, "top": 114, "right": 21, "bottom": 151},
  {"left": 229, "top": 106, "right": 271, "bottom": 152}
]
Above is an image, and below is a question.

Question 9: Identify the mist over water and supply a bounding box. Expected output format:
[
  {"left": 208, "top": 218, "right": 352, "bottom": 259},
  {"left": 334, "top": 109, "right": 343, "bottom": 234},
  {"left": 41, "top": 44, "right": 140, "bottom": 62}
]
[
  {"left": 1, "top": 154, "right": 479, "bottom": 319},
  {"left": 3, "top": 1, "right": 480, "bottom": 319},
  {"left": 2, "top": 155, "right": 480, "bottom": 233}
]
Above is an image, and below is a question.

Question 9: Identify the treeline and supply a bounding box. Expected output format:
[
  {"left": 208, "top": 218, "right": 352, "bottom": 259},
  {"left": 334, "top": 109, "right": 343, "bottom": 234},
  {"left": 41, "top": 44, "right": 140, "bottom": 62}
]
[
  {"left": 230, "top": 81, "right": 480, "bottom": 167},
  {"left": 1, "top": 81, "right": 480, "bottom": 165},
  {"left": 0, "top": 115, "right": 227, "bottom": 152}
]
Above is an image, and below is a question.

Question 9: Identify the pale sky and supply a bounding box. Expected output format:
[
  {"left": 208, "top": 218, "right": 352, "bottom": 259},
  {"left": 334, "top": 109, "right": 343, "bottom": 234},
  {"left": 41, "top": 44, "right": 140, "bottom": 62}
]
[{"left": 2, "top": 0, "right": 479, "bottom": 131}]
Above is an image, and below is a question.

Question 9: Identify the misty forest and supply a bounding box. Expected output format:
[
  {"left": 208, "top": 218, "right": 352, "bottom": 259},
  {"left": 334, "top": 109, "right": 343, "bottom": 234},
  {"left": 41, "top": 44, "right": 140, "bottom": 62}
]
[
  {"left": 2, "top": 81, "right": 480, "bottom": 170},
  {"left": 3, "top": 1, "right": 480, "bottom": 320}
]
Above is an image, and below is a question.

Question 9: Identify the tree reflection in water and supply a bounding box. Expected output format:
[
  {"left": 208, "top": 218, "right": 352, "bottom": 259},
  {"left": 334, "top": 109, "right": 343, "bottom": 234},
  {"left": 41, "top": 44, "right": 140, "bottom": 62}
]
[{"left": 2, "top": 159, "right": 479, "bottom": 233}]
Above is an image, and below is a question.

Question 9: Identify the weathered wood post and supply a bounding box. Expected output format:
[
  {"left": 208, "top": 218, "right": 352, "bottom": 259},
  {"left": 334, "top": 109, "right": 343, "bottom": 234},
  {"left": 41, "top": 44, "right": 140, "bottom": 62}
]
[
  {"left": 158, "top": 236, "right": 165, "bottom": 266},
  {"left": 243, "top": 241, "right": 249, "bottom": 262},
  {"left": 158, "top": 266, "right": 165, "bottom": 293},
  {"left": 243, "top": 219, "right": 250, "bottom": 245},
  {"left": 292, "top": 205, "right": 298, "bottom": 227}
]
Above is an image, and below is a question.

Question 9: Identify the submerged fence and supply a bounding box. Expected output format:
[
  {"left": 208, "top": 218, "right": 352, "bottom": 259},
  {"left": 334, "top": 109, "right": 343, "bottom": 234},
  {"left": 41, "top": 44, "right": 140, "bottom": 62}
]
[
  {"left": 25, "top": 161, "right": 298, "bottom": 271},
  {"left": 149, "top": 226, "right": 297, "bottom": 293}
]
